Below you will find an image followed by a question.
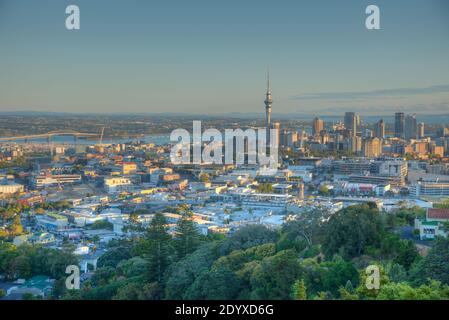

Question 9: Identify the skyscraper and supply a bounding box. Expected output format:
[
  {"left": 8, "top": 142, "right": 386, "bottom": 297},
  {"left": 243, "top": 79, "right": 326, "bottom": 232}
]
[
  {"left": 418, "top": 122, "right": 425, "bottom": 139},
  {"left": 375, "top": 119, "right": 385, "bottom": 139},
  {"left": 279, "top": 129, "right": 288, "bottom": 148},
  {"left": 405, "top": 114, "right": 417, "bottom": 140},
  {"left": 395, "top": 112, "right": 405, "bottom": 139},
  {"left": 312, "top": 117, "right": 324, "bottom": 136},
  {"left": 349, "top": 136, "right": 362, "bottom": 153},
  {"left": 286, "top": 131, "right": 298, "bottom": 147},
  {"left": 363, "top": 129, "right": 374, "bottom": 139},
  {"left": 272, "top": 121, "right": 281, "bottom": 147},
  {"left": 264, "top": 72, "right": 273, "bottom": 146},
  {"left": 362, "top": 137, "right": 382, "bottom": 158},
  {"left": 344, "top": 112, "right": 357, "bottom": 137}
]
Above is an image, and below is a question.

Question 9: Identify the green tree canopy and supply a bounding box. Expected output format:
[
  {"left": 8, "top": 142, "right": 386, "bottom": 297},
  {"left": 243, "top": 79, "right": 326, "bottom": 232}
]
[
  {"left": 322, "top": 204, "right": 384, "bottom": 259},
  {"left": 409, "top": 237, "right": 449, "bottom": 286},
  {"left": 173, "top": 213, "right": 201, "bottom": 259}
]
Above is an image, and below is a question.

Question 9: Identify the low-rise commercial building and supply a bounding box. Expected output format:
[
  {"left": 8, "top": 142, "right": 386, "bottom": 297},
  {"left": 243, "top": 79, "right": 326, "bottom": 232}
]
[
  {"left": 104, "top": 177, "right": 133, "bottom": 194},
  {"left": 411, "top": 182, "right": 449, "bottom": 198},
  {"left": 415, "top": 208, "right": 449, "bottom": 240}
]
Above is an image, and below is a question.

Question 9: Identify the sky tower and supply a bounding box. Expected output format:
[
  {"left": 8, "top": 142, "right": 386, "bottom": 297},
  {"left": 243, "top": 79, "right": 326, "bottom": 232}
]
[{"left": 264, "top": 71, "right": 273, "bottom": 147}]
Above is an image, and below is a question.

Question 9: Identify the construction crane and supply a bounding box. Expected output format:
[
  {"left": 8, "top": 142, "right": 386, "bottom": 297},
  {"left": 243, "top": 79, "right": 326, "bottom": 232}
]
[{"left": 99, "top": 127, "right": 105, "bottom": 146}]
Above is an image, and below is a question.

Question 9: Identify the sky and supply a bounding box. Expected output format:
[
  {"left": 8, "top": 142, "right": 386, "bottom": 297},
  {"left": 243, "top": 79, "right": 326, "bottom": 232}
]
[{"left": 0, "top": 0, "right": 449, "bottom": 116}]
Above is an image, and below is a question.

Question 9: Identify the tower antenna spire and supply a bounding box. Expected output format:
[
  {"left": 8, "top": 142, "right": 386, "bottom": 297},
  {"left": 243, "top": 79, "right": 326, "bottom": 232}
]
[
  {"left": 267, "top": 67, "right": 271, "bottom": 93},
  {"left": 264, "top": 68, "right": 273, "bottom": 148}
]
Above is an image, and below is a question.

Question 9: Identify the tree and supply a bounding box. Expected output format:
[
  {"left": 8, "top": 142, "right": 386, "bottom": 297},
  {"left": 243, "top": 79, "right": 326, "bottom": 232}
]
[
  {"left": 173, "top": 213, "right": 201, "bottom": 259},
  {"left": 82, "top": 279, "right": 127, "bottom": 300},
  {"left": 199, "top": 173, "right": 210, "bottom": 183},
  {"left": 89, "top": 220, "right": 113, "bottom": 230},
  {"left": 113, "top": 282, "right": 143, "bottom": 300},
  {"left": 256, "top": 183, "right": 273, "bottom": 194},
  {"left": 144, "top": 213, "right": 173, "bottom": 283},
  {"left": 322, "top": 204, "right": 384, "bottom": 259},
  {"left": 22, "top": 293, "right": 41, "bottom": 300},
  {"left": 292, "top": 279, "right": 307, "bottom": 300},
  {"left": 376, "top": 280, "right": 449, "bottom": 300},
  {"left": 319, "top": 256, "right": 359, "bottom": 295},
  {"left": 97, "top": 245, "right": 133, "bottom": 269},
  {"left": 318, "top": 185, "right": 330, "bottom": 196},
  {"left": 219, "top": 225, "right": 278, "bottom": 255},
  {"left": 386, "top": 263, "right": 407, "bottom": 283},
  {"left": 126, "top": 211, "right": 144, "bottom": 232},
  {"left": 378, "top": 233, "right": 418, "bottom": 270},
  {"left": 116, "top": 257, "right": 149, "bottom": 278},
  {"left": 0, "top": 228, "right": 9, "bottom": 238},
  {"left": 338, "top": 280, "right": 359, "bottom": 300},
  {"left": 9, "top": 215, "right": 23, "bottom": 236},
  {"left": 279, "top": 208, "right": 328, "bottom": 251},
  {"left": 139, "top": 282, "right": 164, "bottom": 300},
  {"left": 51, "top": 277, "right": 68, "bottom": 300},
  {"left": 442, "top": 221, "right": 449, "bottom": 233},
  {"left": 213, "top": 243, "right": 276, "bottom": 273},
  {"left": 90, "top": 267, "right": 116, "bottom": 286},
  {"left": 184, "top": 267, "right": 241, "bottom": 300},
  {"left": 435, "top": 199, "right": 449, "bottom": 209},
  {"left": 7, "top": 254, "right": 32, "bottom": 280},
  {"left": 409, "top": 237, "right": 449, "bottom": 286},
  {"left": 175, "top": 204, "right": 190, "bottom": 215},
  {"left": 356, "top": 264, "right": 390, "bottom": 299},
  {"left": 394, "top": 240, "right": 418, "bottom": 270},
  {"left": 165, "top": 243, "right": 220, "bottom": 299},
  {"left": 249, "top": 250, "right": 304, "bottom": 300},
  {"left": 391, "top": 207, "right": 425, "bottom": 227}
]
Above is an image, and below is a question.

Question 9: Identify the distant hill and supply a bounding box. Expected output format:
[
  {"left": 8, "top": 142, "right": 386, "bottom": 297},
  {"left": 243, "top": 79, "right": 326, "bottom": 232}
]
[{"left": 2, "top": 111, "right": 449, "bottom": 124}]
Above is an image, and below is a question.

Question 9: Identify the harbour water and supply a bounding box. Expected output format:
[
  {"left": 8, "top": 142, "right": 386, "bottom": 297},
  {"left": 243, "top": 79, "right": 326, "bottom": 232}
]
[{"left": 0, "top": 134, "right": 171, "bottom": 146}]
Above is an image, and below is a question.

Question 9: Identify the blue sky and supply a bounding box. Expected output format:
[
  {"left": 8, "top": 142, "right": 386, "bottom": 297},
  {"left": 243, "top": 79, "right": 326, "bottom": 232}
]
[{"left": 0, "top": 0, "right": 448, "bottom": 115}]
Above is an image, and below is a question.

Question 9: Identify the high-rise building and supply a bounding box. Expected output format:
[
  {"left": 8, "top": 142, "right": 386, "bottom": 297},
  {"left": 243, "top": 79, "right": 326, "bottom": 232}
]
[
  {"left": 349, "top": 136, "right": 362, "bottom": 153},
  {"left": 363, "top": 129, "right": 374, "bottom": 139},
  {"left": 418, "top": 122, "right": 425, "bottom": 139},
  {"left": 362, "top": 137, "right": 382, "bottom": 158},
  {"left": 344, "top": 112, "right": 357, "bottom": 137},
  {"left": 431, "top": 145, "right": 445, "bottom": 158},
  {"left": 264, "top": 72, "right": 273, "bottom": 146},
  {"left": 279, "top": 129, "right": 288, "bottom": 148},
  {"left": 286, "top": 131, "right": 298, "bottom": 147},
  {"left": 439, "top": 127, "right": 449, "bottom": 137},
  {"left": 375, "top": 119, "right": 385, "bottom": 139},
  {"left": 298, "top": 128, "right": 306, "bottom": 149},
  {"left": 272, "top": 121, "right": 281, "bottom": 148},
  {"left": 405, "top": 114, "right": 417, "bottom": 140},
  {"left": 312, "top": 117, "right": 324, "bottom": 136},
  {"left": 395, "top": 112, "right": 405, "bottom": 139}
]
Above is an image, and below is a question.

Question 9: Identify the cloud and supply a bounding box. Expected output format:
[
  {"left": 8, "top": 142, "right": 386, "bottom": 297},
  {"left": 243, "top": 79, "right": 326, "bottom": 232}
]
[
  {"left": 291, "top": 102, "right": 449, "bottom": 116},
  {"left": 290, "top": 84, "right": 449, "bottom": 101}
]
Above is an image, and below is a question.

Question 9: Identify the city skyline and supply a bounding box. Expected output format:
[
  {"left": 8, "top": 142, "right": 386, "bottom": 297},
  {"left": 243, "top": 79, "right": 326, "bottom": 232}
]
[
  {"left": 3, "top": 0, "right": 449, "bottom": 306},
  {"left": 0, "top": 0, "right": 449, "bottom": 115}
]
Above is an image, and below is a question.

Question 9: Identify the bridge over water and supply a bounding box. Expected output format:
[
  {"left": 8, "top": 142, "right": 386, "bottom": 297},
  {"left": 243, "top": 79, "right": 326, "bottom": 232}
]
[{"left": 0, "top": 130, "right": 100, "bottom": 142}]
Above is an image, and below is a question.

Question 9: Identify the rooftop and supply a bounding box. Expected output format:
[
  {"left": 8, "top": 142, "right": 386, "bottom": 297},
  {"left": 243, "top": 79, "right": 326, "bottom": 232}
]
[{"left": 427, "top": 208, "right": 449, "bottom": 220}]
